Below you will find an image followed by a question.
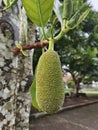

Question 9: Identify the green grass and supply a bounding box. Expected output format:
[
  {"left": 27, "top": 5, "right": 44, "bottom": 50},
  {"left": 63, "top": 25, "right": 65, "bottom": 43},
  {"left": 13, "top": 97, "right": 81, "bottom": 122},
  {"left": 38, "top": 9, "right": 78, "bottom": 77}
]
[
  {"left": 64, "top": 87, "right": 98, "bottom": 97},
  {"left": 64, "top": 88, "right": 73, "bottom": 95},
  {"left": 85, "top": 91, "right": 98, "bottom": 97},
  {"left": 80, "top": 88, "right": 98, "bottom": 97}
]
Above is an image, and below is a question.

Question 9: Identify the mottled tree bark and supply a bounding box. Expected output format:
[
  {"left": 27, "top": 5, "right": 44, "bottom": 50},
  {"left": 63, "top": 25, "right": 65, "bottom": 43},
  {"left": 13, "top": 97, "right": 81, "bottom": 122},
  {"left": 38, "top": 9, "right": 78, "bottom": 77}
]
[{"left": 0, "top": 1, "right": 35, "bottom": 130}]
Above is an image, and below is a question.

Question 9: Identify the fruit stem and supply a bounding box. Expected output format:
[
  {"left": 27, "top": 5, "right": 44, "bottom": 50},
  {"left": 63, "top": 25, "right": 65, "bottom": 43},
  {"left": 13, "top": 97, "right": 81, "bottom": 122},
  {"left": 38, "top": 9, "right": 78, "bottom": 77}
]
[{"left": 48, "top": 38, "right": 54, "bottom": 51}]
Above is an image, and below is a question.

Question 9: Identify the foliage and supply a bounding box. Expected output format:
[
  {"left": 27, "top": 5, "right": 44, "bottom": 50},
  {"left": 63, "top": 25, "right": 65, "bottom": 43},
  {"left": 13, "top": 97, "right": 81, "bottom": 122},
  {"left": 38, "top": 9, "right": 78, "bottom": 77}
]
[
  {"left": 30, "top": 71, "right": 41, "bottom": 111},
  {"left": 16, "top": 44, "right": 28, "bottom": 56},
  {"left": 3, "top": 0, "right": 18, "bottom": 10},
  {"left": 21, "top": 0, "right": 54, "bottom": 27},
  {"left": 55, "top": 7, "right": 98, "bottom": 95}
]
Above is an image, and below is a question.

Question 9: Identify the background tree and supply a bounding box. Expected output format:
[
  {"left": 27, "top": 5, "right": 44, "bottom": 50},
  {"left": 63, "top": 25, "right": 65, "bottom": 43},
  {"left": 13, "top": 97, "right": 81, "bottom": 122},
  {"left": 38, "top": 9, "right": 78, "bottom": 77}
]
[{"left": 55, "top": 1, "right": 98, "bottom": 96}]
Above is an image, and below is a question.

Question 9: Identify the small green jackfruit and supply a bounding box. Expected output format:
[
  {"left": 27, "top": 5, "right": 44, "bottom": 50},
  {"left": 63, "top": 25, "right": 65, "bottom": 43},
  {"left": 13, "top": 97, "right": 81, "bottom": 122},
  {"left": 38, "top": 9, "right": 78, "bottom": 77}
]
[{"left": 36, "top": 50, "right": 65, "bottom": 114}]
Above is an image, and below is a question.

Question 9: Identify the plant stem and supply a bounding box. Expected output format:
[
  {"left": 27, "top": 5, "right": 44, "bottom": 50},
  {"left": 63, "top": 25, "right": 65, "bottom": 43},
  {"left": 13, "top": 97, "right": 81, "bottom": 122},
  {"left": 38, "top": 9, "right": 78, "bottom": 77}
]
[
  {"left": 13, "top": 40, "right": 48, "bottom": 56},
  {"left": 54, "top": 20, "right": 70, "bottom": 43},
  {"left": 54, "top": 28, "right": 70, "bottom": 42},
  {"left": 48, "top": 38, "right": 54, "bottom": 50}
]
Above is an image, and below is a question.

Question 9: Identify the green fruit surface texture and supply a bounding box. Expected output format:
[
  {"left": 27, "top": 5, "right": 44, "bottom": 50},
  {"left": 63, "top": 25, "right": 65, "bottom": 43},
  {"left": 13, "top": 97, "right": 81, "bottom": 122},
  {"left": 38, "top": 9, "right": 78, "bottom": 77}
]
[{"left": 36, "top": 50, "right": 65, "bottom": 114}]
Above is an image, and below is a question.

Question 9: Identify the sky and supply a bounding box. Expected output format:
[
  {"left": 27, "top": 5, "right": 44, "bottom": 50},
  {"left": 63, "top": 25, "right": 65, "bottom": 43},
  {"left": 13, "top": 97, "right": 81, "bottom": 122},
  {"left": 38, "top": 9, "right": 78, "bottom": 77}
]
[{"left": 90, "top": 0, "right": 98, "bottom": 11}]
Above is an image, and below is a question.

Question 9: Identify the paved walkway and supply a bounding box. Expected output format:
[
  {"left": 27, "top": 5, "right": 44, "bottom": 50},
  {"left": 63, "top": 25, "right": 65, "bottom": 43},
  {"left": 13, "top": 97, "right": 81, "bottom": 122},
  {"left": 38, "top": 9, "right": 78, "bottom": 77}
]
[{"left": 29, "top": 103, "right": 98, "bottom": 130}]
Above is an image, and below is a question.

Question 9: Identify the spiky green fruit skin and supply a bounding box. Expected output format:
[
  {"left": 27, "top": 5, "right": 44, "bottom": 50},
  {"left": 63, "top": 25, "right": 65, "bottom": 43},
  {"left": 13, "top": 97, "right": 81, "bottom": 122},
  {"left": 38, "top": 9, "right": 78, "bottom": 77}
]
[{"left": 36, "top": 50, "right": 65, "bottom": 114}]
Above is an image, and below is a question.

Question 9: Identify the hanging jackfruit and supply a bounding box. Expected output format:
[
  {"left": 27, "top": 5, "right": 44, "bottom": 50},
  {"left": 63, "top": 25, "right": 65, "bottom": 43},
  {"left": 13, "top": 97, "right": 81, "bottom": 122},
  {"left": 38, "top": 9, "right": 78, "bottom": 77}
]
[{"left": 36, "top": 50, "right": 65, "bottom": 114}]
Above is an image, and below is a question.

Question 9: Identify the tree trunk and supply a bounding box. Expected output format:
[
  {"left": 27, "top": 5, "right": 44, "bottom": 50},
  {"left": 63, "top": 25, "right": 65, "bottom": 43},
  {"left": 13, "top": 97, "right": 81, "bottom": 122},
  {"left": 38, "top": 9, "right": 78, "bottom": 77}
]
[
  {"left": 73, "top": 82, "right": 80, "bottom": 97},
  {"left": 0, "top": 1, "right": 35, "bottom": 130},
  {"left": 71, "top": 74, "right": 80, "bottom": 97}
]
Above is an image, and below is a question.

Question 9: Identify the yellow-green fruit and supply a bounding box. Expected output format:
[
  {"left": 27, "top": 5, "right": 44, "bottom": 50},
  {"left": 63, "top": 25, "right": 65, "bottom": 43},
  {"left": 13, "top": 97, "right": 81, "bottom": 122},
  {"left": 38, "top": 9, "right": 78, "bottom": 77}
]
[{"left": 36, "top": 50, "right": 65, "bottom": 114}]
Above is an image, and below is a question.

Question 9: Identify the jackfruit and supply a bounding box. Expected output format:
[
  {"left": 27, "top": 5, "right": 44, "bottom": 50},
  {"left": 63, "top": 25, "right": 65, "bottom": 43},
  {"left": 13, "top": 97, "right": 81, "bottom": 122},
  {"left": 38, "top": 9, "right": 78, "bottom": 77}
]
[{"left": 36, "top": 50, "right": 65, "bottom": 114}]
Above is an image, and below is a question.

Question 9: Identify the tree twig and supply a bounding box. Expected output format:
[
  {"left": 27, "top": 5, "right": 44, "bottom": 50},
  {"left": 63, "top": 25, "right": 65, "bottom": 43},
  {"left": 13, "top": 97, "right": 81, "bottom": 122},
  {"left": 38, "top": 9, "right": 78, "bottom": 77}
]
[{"left": 13, "top": 40, "right": 49, "bottom": 56}]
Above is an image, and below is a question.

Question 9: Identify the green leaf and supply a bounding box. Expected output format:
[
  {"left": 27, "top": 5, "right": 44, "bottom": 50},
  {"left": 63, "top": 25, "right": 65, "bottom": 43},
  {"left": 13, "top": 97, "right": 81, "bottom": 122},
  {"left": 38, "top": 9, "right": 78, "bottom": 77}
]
[
  {"left": 66, "top": 6, "right": 91, "bottom": 29},
  {"left": 16, "top": 44, "right": 28, "bottom": 56},
  {"left": 77, "top": 8, "right": 90, "bottom": 25},
  {"left": 3, "top": 0, "right": 10, "bottom": 6},
  {"left": 16, "top": 44, "right": 22, "bottom": 50},
  {"left": 20, "top": 49, "right": 28, "bottom": 57},
  {"left": 29, "top": 73, "right": 40, "bottom": 111},
  {"left": 3, "top": 0, "right": 18, "bottom": 10},
  {"left": 21, "top": 0, "right": 54, "bottom": 27}
]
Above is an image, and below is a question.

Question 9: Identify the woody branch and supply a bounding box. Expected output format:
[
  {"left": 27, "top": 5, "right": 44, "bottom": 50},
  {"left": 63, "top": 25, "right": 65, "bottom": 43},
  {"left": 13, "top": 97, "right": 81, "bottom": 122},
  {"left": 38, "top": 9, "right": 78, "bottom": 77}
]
[{"left": 13, "top": 40, "right": 49, "bottom": 56}]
